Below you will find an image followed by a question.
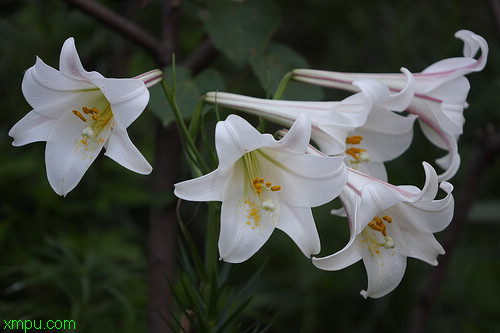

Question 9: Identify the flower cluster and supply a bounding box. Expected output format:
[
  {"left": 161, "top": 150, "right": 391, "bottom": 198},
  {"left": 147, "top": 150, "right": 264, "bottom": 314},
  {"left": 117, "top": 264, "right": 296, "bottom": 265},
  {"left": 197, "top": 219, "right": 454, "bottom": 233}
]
[
  {"left": 175, "top": 30, "right": 487, "bottom": 298},
  {"left": 9, "top": 31, "right": 487, "bottom": 299}
]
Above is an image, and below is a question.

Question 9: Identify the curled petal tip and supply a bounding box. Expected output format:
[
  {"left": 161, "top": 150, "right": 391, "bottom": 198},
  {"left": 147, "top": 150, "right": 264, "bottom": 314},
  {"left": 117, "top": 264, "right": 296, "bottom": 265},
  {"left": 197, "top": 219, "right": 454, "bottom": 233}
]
[{"left": 439, "top": 181, "right": 454, "bottom": 193}]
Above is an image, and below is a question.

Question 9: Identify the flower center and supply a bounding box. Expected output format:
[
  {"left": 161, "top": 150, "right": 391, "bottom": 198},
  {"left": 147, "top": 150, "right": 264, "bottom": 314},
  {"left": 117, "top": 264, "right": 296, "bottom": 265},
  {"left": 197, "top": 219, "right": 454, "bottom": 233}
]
[
  {"left": 241, "top": 151, "right": 281, "bottom": 230},
  {"left": 72, "top": 105, "right": 114, "bottom": 143},
  {"left": 345, "top": 135, "right": 370, "bottom": 166},
  {"left": 361, "top": 215, "right": 395, "bottom": 256},
  {"left": 243, "top": 151, "right": 281, "bottom": 196}
]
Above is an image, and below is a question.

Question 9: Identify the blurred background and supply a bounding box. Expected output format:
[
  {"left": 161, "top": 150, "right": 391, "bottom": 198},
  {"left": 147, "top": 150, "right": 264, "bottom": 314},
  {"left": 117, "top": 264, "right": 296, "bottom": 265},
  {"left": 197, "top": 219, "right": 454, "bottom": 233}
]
[{"left": 1, "top": 0, "right": 499, "bottom": 332}]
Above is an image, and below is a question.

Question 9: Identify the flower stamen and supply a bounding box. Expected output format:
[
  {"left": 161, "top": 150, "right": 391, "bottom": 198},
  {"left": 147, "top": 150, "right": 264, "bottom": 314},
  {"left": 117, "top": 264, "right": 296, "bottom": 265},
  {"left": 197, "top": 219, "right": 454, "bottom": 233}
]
[
  {"left": 345, "top": 135, "right": 370, "bottom": 165},
  {"left": 72, "top": 110, "right": 87, "bottom": 122},
  {"left": 346, "top": 135, "right": 363, "bottom": 144},
  {"left": 367, "top": 215, "right": 395, "bottom": 249}
]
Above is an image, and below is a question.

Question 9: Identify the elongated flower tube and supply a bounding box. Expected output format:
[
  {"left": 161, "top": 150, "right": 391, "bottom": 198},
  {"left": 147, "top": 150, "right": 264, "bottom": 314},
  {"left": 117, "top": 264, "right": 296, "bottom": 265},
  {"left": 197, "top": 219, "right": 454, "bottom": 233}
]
[
  {"left": 293, "top": 30, "right": 488, "bottom": 180},
  {"left": 174, "top": 114, "right": 347, "bottom": 263},
  {"left": 312, "top": 162, "right": 454, "bottom": 298},
  {"left": 9, "top": 38, "right": 163, "bottom": 196},
  {"left": 205, "top": 69, "right": 415, "bottom": 180}
]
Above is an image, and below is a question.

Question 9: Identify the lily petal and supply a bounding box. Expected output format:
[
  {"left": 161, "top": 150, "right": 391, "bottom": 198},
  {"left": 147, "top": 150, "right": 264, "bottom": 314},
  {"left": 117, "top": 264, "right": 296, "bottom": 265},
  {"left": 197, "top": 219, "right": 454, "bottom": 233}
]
[
  {"left": 9, "top": 111, "right": 56, "bottom": 146},
  {"left": 215, "top": 114, "right": 276, "bottom": 168},
  {"left": 277, "top": 205, "right": 321, "bottom": 257},
  {"left": 92, "top": 77, "right": 149, "bottom": 129},
  {"left": 259, "top": 148, "right": 346, "bottom": 207},
  {"left": 104, "top": 129, "right": 152, "bottom": 174},
  {"left": 218, "top": 161, "right": 279, "bottom": 263},
  {"left": 45, "top": 112, "right": 110, "bottom": 196},
  {"left": 174, "top": 170, "right": 226, "bottom": 202}
]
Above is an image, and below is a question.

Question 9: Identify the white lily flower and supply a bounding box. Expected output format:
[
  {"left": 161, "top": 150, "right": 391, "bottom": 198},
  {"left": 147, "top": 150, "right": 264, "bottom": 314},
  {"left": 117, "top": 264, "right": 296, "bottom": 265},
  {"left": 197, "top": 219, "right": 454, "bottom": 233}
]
[
  {"left": 174, "top": 114, "right": 347, "bottom": 263},
  {"left": 9, "top": 38, "right": 163, "bottom": 196},
  {"left": 205, "top": 69, "right": 415, "bottom": 180},
  {"left": 293, "top": 30, "right": 488, "bottom": 180},
  {"left": 312, "top": 162, "right": 454, "bottom": 298}
]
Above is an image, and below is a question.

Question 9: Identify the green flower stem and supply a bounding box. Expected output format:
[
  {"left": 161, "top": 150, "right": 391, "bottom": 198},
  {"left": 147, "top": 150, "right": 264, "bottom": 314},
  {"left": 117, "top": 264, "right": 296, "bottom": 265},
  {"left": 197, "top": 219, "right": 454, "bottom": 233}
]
[
  {"left": 273, "top": 71, "right": 293, "bottom": 100},
  {"left": 205, "top": 202, "right": 220, "bottom": 273},
  {"left": 188, "top": 97, "right": 206, "bottom": 139},
  {"left": 160, "top": 77, "right": 210, "bottom": 175}
]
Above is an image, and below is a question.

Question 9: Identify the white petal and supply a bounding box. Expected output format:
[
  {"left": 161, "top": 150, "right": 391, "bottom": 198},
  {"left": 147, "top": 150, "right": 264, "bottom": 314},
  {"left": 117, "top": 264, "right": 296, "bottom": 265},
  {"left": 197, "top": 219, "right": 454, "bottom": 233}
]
[
  {"left": 104, "top": 129, "right": 152, "bottom": 174},
  {"left": 352, "top": 161, "right": 388, "bottom": 182},
  {"left": 412, "top": 118, "right": 461, "bottom": 181},
  {"left": 353, "top": 68, "right": 414, "bottom": 112},
  {"left": 134, "top": 68, "right": 164, "bottom": 88},
  {"left": 276, "top": 113, "right": 311, "bottom": 154},
  {"left": 218, "top": 161, "right": 279, "bottom": 263},
  {"left": 215, "top": 114, "right": 275, "bottom": 168},
  {"left": 312, "top": 222, "right": 362, "bottom": 271},
  {"left": 400, "top": 230, "right": 444, "bottom": 265},
  {"left": 22, "top": 59, "right": 100, "bottom": 119},
  {"left": 92, "top": 77, "right": 149, "bottom": 129},
  {"left": 9, "top": 111, "right": 56, "bottom": 146},
  {"left": 257, "top": 148, "right": 347, "bottom": 207},
  {"left": 174, "top": 170, "right": 225, "bottom": 202},
  {"left": 45, "top": 112, "right": 110, "bottom": 196},
  {"left": 353, "top": 111, "right": 416, "bottom": 162},
  {"left": 59, "top": 38, "right": 90, "bottom": 80},
  {"left": 276, "top": 205, "right": 320, "bottom": 257},
  {"left": 359, "top": 235, "right": 407, "bottom": 298},
  {"left": 391, "top": 186, "right": 454, "bottom": 234},
  {"left": 412, "top": 77, "right": 470, "bottom": 137}
]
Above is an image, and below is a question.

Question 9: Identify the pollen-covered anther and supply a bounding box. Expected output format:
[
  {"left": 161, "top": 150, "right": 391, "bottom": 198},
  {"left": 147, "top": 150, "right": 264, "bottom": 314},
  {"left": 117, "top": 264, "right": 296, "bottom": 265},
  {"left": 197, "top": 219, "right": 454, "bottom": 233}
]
[
  {"left": 252, "top": 177, "right": 281, "bottom": 194},
  {"left": 346, "top": 135, "right": 363, "bottom": 145},
  {"left": 368, "top": 216, "right": 388, "bottom": 236},
  {"left": 72, "top": 110, "right": 87, "bottom": 122},
  {"left": 346, "top": 147, "right": 367, "bottom": 160}
]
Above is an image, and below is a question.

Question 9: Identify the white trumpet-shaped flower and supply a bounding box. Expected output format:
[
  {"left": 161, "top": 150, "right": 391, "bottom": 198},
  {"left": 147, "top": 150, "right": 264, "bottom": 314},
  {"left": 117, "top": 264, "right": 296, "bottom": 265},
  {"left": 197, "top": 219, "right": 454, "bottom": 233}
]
[
  {"left": 312, "top": 162, "right": 454, "bottom": 298},
  {"left": 174, "top": 114, "right": 347, "bottom": 263},
  {"left": 293, "top": 30, "right": 488, "bottom": 180},
  {"left": 205, "top": 69, "right": 415, "bottom": 180},
  {"left": 9, "top": 38, "right": 163, "bottom": 196}
]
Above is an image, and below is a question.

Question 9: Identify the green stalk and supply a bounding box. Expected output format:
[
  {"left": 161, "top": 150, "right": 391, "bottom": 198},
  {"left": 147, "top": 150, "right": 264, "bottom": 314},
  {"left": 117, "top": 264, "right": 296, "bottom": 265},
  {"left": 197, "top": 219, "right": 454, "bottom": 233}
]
[
  {"left": 273, "top": 71, "right": 293, "bottom": 100},
  {"left": 160, "top": 78, "right": 210, "bottom": 175}
]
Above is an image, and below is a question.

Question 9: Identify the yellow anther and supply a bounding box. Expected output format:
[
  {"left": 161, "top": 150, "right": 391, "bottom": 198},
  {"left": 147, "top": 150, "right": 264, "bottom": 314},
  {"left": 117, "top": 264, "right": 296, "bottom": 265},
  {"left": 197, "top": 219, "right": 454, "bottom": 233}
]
[
  {"left": 91, "top": 107, "right": 99, "bottom": 114},
  {"left": 82, "top": 107, "right": 91, "bottom": 114},
  {"left": 345, "top": 147, "right": 367, "bottom": 159},
  {"left": 265, "top": 182, "right": 272, "bottom": 187},
  {"left": 368, "top": 215, "right": 393, "bottom": 237},
  {"left": 72, "top": 110, "right": 87, "bottom": 122},
  {"left": 253, "top": 178, "right": 259, "bottom": 185},
  {"left": 346, "top": 135, "right": 363, "bottom": 144},
  {"left": 270, "top": 185, "right": 281, "bottom": 191},
  {"left": 91, "top": 114, "right": 99, "bottom": 121}
]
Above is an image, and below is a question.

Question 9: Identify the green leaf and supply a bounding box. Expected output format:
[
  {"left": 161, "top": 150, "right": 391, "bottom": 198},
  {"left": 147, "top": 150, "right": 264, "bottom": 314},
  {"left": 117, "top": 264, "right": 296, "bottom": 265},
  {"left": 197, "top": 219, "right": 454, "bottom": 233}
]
[
  {"left": 249, "top": 42, "right": 325, "bottom": 100},
  {"left": 194, "top": 68, "right": 226, "bottom": 94},
  {"left": 204, "top": 0, "right": 280, "bottom": 67}
]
